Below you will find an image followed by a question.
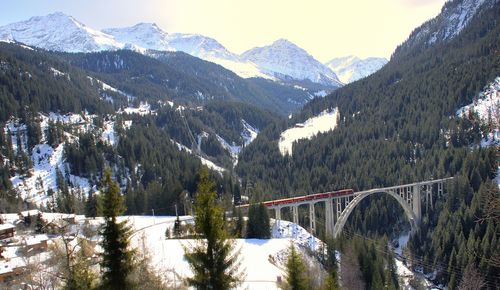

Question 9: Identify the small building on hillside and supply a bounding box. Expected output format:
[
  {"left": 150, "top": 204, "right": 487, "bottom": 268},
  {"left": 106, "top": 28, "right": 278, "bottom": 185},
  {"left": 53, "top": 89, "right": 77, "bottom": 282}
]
[
  {"left": 24, "top": 235, "right": 49, "bottom": 256},
  {"left": 0, "top": 224, "right": 15, "bottom": 241}
]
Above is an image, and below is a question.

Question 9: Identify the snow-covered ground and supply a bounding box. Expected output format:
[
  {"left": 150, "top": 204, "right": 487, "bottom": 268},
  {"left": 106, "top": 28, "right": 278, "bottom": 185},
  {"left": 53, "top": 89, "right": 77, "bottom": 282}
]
[
  {"left": 241, "top": 120, "right": 259, "bottom": 146},
  {"left": 0, "top": 212, "right": 438, "bottom": 289},
  {"left": 87, "top": 76, "right": 135, "bottom": 102},
  {"left": 456, "top": 77, "right": 500, "bottom": 187},
  {"left": 457, "top": 77, "right": 500, "bottom": 144},
  {"left": 278, "top": 108, "right": 339, "bottom": 156},
  {"left": 394, "top": 232, "right": 410, "bottom": 256},
  {"left": 10, "top": 143, "right": 92, "bottom": 205},
  {"left": 49, "top": 67, "right": 70, "bottom": 80},
  {"left": 119, "top": 102, "right": 155, "bottom": 116},
  {"left": 3, "top": 111, "right": 132, "bottom": 206},
  {"left": 172, "top": 140, "right": 226, "bottom": 174},
  {"left": 216, "top": 119, "right": 259, "bottom": 166},
  {"left": 118, "top": 216, "right": 324, "bottom": 289}
]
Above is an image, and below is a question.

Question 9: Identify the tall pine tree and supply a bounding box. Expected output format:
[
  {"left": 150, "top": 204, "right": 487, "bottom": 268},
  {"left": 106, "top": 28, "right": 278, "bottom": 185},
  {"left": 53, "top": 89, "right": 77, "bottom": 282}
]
[
  {"left": 246, "top": 203, "right": 271, "bottom": 239},
  {"left": 184, "top": 167, "right": 244, "bottom": 289},
  {"left": 99, "top": 169, "right": 135, "bottom": 290},
  {"left": 284, "top": 244, "right": 309, "bottom": 290}
]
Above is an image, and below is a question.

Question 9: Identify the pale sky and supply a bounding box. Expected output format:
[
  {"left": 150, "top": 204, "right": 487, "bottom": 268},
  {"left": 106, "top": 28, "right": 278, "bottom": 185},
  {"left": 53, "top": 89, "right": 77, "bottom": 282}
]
[{"left": 1, "top": 0, "right": 447, "bottom": 61}]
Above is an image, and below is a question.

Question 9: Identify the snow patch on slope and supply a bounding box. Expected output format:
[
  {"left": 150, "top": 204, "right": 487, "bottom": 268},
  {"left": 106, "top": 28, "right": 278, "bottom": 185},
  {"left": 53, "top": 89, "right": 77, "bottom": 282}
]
[
  {"left": 215, "top": 119, "right": 260, "bottom": 166},
  {"left": 457, "top": 77, "right": 500, "bottom": 145},
  {"left": 49, "top": 67, "right": 70, "bottom": 80},
  {"left": 172, "top": 140, "right": 226, "bottom": 174},
  {"left": 119, "top": 102, "right": 155, "bottom": 116},
  {"left": 241, "top": 119, "right": 259, "bottom": 146},
  {"left": 10, "top": 143, "right": 91, "bottom": 205},
  {"left": 278, "top": 108, "right": 340, "bottom": 156}
]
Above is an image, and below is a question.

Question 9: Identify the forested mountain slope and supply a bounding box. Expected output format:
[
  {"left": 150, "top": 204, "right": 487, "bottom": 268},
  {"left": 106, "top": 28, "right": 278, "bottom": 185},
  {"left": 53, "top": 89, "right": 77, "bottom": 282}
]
[
  {"left": 0, "top": 41, "right": 281, "bottom": 217},
  {"left": 237, "top": 0, "right": 499, "bottom": 194},
  {"left": 236, "top": 0, "right": 499, "bottom": 286}
]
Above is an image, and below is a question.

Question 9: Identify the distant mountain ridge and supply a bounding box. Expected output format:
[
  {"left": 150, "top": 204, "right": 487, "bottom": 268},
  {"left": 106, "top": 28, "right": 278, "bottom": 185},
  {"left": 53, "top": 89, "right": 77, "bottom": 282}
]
[
  {"left": 0, "top": 12, "right": 348, "bottom": 88},
  {"left": 0, "top": 12, "right": 123, "bottom": 53},
  {"left": 240, "top": 39, "right": 342, "bottom": 87},
  {"left": 325, "top": 56, "right": 388, "bottom": 84}
]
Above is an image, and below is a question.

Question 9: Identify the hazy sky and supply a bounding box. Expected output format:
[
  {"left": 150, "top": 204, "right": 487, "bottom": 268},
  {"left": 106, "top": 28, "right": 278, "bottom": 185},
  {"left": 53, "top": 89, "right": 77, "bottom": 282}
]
[{"left": 1, "top": 0, "right": 447, "bottom": 61}]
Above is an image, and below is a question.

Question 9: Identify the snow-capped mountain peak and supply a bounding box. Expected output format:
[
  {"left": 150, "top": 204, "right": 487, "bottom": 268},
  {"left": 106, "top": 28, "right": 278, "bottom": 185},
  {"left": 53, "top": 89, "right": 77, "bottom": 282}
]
[
  {"left": 0, "top": 12, "right": 123, "bottom": 52},
  {"left": 103, "top": 22, "right": 172, "bottom": 51},
  {"left": 241, "top": 39, "right": 342, "bottom": 87},
  {"left": 325, "top": 56, "right": 388, "bottom": 84},
  {"left": 0, "top": 12, "right": 342, "bottom": 87},
  {"left": 167, "top": 33, "right": 238, "bottom": 61}
]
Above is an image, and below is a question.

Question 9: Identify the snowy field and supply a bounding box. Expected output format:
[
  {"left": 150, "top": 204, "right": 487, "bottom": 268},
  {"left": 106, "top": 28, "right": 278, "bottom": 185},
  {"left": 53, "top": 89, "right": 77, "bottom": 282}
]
[
  {"left": 123, "top": 216, "right": 320, "bottom": 289},
  {"left": 278, "top": 108, "right": 339, "bottom": 156},
  {"left": 0, "top": 212, "right": 433, "bottom": 289}
]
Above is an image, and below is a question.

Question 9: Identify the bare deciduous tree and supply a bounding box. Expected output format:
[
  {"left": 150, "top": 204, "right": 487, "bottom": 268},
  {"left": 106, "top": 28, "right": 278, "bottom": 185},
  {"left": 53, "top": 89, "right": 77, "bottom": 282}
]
[
  {"left": 340, "top": 244, "right": 365, "bottom": 290},
  {"left": 458, "top": 263, "right": 487, "bottom": 290}
]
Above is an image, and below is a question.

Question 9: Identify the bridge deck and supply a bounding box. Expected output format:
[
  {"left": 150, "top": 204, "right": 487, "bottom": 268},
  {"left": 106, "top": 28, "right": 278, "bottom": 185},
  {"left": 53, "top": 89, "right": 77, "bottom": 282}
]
[{"left": 238, "top": 177, "right": 453, "bottom": 209}]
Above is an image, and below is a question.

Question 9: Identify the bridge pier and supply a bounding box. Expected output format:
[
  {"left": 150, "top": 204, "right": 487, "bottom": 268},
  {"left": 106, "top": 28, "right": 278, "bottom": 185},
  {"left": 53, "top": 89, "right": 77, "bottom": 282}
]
[
  {"left": 309, "top": 203, "right": 316, "bottom": 234},
  {"left": 438, "top": 182, "right": 443, "bottom": 198},
  {"left": 292, "top": 205, "right": 299, "bottom": 224},
  {"left": 413, "top": 185, "right": 422, "bottom": 224},
  {"left": 325, "top": 199, "right": 334, "bottom": 237},
  {"left": 274, "top": 206, "right": 281, "bottom": 220},
  {"left": 336, "top": 198, "right": 342, "bottom": 220}
]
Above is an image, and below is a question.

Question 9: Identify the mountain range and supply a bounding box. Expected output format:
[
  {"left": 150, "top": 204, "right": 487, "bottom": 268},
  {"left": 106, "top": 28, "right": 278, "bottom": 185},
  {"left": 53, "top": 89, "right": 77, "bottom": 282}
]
[
  {"left": 325, "top": 56, "right": 388, "bottom": 83},
  {"left": 0, "top": 12, "right": 385, "bottom": 86}
]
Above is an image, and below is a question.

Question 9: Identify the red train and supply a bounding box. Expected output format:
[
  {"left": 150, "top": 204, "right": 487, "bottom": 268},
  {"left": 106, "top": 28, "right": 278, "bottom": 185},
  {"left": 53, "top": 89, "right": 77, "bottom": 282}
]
[{"left": 261, "top": 189, "right": 354, "bottom": 207}]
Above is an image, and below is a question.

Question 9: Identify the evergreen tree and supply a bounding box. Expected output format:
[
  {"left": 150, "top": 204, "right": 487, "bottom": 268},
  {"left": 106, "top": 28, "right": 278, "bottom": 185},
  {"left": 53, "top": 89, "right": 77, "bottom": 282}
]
[
  {"left": 233, "top": 207, "right": 244, "bottom": 238},
  {"left": 173, "top": 215, "right": 182, "bottom": 238},
  {"left": 246, "top": 203, "right": 271, "bottom": 239},
  {"left": 284, "top": 244, "right": 309, "bottom": 290},
  {"left": 322, "top": 238, "right": 340, "bottom": 290},
  {"left": 85, "top": 191, "right": 97, "bottom": 218},
  {"left": 99, "top": 169, "right": 135, "bottom": 290},
  {"left": 184, "top": 167, "right": 243, "bottom": 290}
]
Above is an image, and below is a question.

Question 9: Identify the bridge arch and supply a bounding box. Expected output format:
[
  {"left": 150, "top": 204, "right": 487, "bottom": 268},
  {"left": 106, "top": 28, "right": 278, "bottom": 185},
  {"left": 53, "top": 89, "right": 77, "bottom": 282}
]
[{"left": 332, "top": 189, "right": 417, "bottom": 239}]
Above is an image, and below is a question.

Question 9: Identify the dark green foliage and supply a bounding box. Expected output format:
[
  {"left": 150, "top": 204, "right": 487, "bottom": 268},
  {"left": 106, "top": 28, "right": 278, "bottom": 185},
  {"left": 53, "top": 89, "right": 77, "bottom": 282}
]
[
  {"left": 246, "top": 203, "right": 271, "bottom": 239},
  {"left": 233, "top": 208, "right": 244, "bottom": 238},
  {"left": 0, "top": 42, "right": 114, "bottom": 122},
  {"left": 407, "top": 177, "right": 500, "bottom": 287},
  {"left": 34, "top": 212, "right": 44, "bottom": 234},
  {"left": 321, "top": 238, "right": 340, "bottom": 290},
  {"left": 236, "top": 0, "right": 500, "bottom": 197},
  {"left": 173, "top": 215, "right": 182, "bottom": 238},
  {"left": 99, "top": 169, "right": 135, "bottom": 290},
  {"left": 46, "top": 120, "right": 65, "bottom": 147},
  {"left": 61, "top": 49, "right": 320, "bottom": 115},
  {"left": 85, "top": 191, "right": 97, "bottom": 218},
  {"left": 284, "top": 244, "right": 309, "bottom": 290},
  {"left": 184, "top": 167, "right": 243, "bottom": 290},
  {"left": 118, "top": 120, "right": 200, "bottom": 215},
  {"left": 337, "top": 233, "right": 399, "bottom": 290},
  {"left": 234, "top": 2, "right": 500, "bottom": 287},
  {"left": 64, "top": 133, "right": 106, "bottom": 180}
]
